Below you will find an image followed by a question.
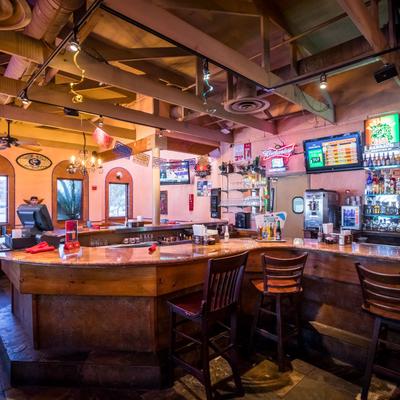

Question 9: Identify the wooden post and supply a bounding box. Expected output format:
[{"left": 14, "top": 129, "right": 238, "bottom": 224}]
[{"left": 152, "top": 146, "right": 161, "bottom": 225}]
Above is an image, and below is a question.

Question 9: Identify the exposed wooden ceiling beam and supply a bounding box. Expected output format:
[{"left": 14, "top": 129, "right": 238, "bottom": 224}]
[
  {"left": 0, "top": 104, "right": 136, "bottom": 140},
  {"left": 102, "top": 0, "right": 335, "bottom": 123},
  {"left": 90, "top": 46, "right": 189, "bottom": 62},
  {"left": 1, "top": 123, "right": 98, "bottom": 150},
  {"left": 84, "top": 37, "right": 193, "bottom": 89},
  {"left": 152, "top": 0, "right": 260, "bottom": 17},
  {"left": 0, "top": 31, "right": 274, "bottom": 134},
  {"left": 336, "top": 0, "right": 399, "bottom": 73},
  {"left": 0, "top": 75, "right": 233, "bottom": 144}
]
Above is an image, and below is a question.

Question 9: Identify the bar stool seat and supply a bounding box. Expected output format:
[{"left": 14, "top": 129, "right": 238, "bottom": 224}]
[
  {"left": 169, "top": 291, "right": 203, "bottom": 318},
  {"left": 355, "top": 263, "right": 400, "bottom": 400},
  {"left": 249, "top": 253, "right": 308, "bottom": 371},
  {"left": 168, "top": 251, "right": 249, "bottom": 400},
  {"left": 252, "top": 278, "right": 303, "bottom": 294},
  {"left": 362, "top": 303, "right": 400, "bottom": 322}
]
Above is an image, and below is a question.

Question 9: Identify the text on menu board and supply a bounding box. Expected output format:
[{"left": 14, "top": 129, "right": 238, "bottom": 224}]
[{"left": 306, "top": 134, "right": 360, "bottom": 169}]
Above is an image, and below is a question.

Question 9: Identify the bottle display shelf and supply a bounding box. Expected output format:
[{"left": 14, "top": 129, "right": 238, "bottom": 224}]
[
  {"left": 365, "top": 193, "right": 400, "bottom": 196},
  {"left": 364, "top": 214, "right": 400, "bottom": 218},
  {"left": 364, "top": 165, "right": 400, "bottom": 170}
]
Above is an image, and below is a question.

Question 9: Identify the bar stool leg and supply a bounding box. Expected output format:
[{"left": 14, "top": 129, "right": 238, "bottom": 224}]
[
  {"left": 201, "top": 324, "right": 213, "bottom": 400},
  {"left": 168, "top": 310, "right": 177, "bottom": 387},
  {"left": 227, "top": 307, "right": 244, "bottom": 396},
  {"left": 361, "top": 317, "right": 381, "bottom": 400},
  {"left": 294, "top": 293, "right": 303, "bottom": 350},
  {"left": 276, "top": 294, "right": 285, "bottom": 372},
  {"left": 249, "top": 292, "right": 263, "bottom": 353}
]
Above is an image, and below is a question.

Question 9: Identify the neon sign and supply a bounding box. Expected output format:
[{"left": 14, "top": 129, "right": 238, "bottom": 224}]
[{"left": 262, "top": 143, "right": 296, "bottom": 160}]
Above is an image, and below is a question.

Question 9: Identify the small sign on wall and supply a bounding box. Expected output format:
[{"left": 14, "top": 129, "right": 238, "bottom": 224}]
[
  {"left": 160, "top": 191, "right": 168, "bottom": 215},
  {"left": 189, "top": 194, "right": 194, "bottom": 211},
  {"left": 234, "top": 143, "right": 252, "bottom": 162},
  {"left": 197, "top": 180, "right": 212, "bottom": 197}
]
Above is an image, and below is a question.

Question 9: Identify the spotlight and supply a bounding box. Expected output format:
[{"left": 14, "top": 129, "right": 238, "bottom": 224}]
[
  {"left": 67, "top": 33, "right": 81, "bottom": 53},
  {"left": 220, "top": 127, "right": 231, "bottom": 135},
  {"left": 19, "top": 90, "right": 30, "bottom": 106},
  {"left": 319, "top": 73, "right": 328, "bottom": 90},
  {"left": 98, "top": 115, "right": 104, "bottom": 128},
  {"left": 158, "top": 129, "right": 164, "bottom": 138}
]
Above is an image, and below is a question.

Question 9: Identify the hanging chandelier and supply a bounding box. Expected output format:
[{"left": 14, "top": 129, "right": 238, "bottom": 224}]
[{"left": 67, "top": 130, "right": 103, "bottom": 175}]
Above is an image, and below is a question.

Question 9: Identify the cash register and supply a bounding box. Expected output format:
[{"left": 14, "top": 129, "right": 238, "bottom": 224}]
[{"left": 4, "top": 204, "right": 54, "bottom": 250}]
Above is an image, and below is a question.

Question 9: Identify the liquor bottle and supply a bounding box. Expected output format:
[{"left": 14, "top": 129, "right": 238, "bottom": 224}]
[
  {"left": 390, "top": 152, "right": 396, "bottom": 166},
  {"left": 397, "top": 177, "right": 400, "bottom": 194},
  {"left": 317, "top": 225, "right": 324, "bottom": 243},
  {"left": 363, "top": 153, "right": 367, "bottom": 167},
  {"left": 224, "top": 225, "right": 230, "bottom": 241},
  {"left": 378, "top": 173, "right": 385, "bottom": 194},
  {"left": 276, "top": 220, "right": 282, "bottom": 240},
  {"left": 385, "top": 152, "right": 390, "bottom": 166},
  {"left": 377, "top": 153, "right": 382, "bottom": 166},
  {"left": 366, "top": 172, "right": 373, "bottom": 195},
  {"left": 372, "top": 173, "right": 379, "bottom": 194}
]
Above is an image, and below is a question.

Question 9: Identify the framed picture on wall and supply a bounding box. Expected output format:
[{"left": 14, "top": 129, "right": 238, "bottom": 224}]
[{"left": 160, "top": 191, "right": 168, "bottom": 215}]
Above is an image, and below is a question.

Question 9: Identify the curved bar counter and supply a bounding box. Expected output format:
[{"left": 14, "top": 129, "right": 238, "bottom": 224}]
[{"left": 1, "top": 239, "right": 399, "bottom": 387}]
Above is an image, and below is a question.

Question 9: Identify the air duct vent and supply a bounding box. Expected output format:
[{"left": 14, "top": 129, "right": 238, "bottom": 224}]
[
  {"left": 224, "top": 97, "right": 270, "bottom": 114},
  {"left": 224, "top": 78, "right": 270, "bottom": 114}
]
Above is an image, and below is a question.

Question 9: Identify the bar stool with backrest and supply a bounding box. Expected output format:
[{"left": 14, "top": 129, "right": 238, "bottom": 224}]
[
  {"left": 167, "top": 251, "right": 249, "bottom": 400},
  {"left": 355, "top": 263, "right": 400, "bottom": 400},
  {"left": 249, "top": 253, "right": 308, "bottom": 371}
]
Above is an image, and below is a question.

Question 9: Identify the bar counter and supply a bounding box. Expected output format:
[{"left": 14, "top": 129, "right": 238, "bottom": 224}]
[{"left": 1, "top": 239, "right": 399, "bottom": 388}]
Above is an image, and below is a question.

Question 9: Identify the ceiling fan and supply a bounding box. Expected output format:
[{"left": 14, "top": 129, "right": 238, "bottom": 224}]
[{"left": 0, "top": 120, "right": 42, "bottom": 152}]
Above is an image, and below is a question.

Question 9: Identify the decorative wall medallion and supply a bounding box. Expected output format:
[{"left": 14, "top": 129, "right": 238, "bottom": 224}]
[{"left": 16, "top": 153, "right": 52, "bottom": 171}]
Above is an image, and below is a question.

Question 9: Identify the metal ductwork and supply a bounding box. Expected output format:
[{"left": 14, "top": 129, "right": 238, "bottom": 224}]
[
  {"left": 0, "top": 0, "right": 32, "bottom": 30},
  {"left": 0, "top": 0, "right": 84, "bottom": 104},
  {"left": 224, "top": 78, "right": 270, "bottom": 115}
]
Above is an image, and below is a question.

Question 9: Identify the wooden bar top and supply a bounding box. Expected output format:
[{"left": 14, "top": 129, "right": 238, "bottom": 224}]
[{"left": 1, "top": 239, "right": 400, "bottom": 268}]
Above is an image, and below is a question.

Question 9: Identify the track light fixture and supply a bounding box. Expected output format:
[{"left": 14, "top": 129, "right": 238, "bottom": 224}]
[
  {"left": 67, "top": 32, "right": 81, "bottom": 53},
  {"left": 19, "top": 90, "right": 30, "bottom": 106},
  {"left": 319, "top": 73, "right": 328, "bottom": 90}
]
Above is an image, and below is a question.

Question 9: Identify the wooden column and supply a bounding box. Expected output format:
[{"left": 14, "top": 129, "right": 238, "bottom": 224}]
[{"left": 152, "top": 147, "right": 160, "bottom": 225}]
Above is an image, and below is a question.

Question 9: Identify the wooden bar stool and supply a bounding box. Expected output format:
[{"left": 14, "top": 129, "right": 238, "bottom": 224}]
[
  {"left": 355, "top": 263, "right": 400, "bottom": 400},
  {"left": 250, "top": 253, "right": 308, "bottom": 371},
  {"left": 167, "top": 251, "right": 249, "bottom": 400}
]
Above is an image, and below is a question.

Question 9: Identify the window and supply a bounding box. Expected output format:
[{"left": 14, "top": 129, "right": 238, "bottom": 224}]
[
  {"left": 105, "top": 167, "right": 133, "bottom": 222},
  {"left": 0, "top": 155, "right": 15, "bottom": 228},
  {"left": 108, "top": 183, "right": 128, "bottom": 218},
  {"left": 52, "top": 160, "right": 88, "bottom": 228},
  {"left": 0, "top": 176, "right": 7, "bottom": 224},
  {"left": 57, "top": 179, "right": 83, "bottom": 221}
]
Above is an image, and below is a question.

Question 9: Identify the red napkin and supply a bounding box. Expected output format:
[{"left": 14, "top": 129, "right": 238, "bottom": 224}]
[
  {"left": 25, "top": 241, "right": 55, "bottom": 254},
  {"left": 148, "top": 243, "right": 157, "bottom": 254}
]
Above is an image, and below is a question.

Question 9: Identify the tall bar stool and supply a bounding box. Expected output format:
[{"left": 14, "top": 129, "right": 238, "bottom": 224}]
[
  {"left": 355, "top": 263, "right": 400, "bottom": 400},
  {"left": 168, "top": 251, "right": 249, "bottom": 400},
  {"left": 250, "top": 253, "right": 308, "bottom": 371}
]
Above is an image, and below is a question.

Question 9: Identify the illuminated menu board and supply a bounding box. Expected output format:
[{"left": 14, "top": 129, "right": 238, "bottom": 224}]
[
  {"left": 365, "top": 114, "right": 400, "bottom": 147},
  {"left": 303, "top": 132, "right": 363, "bottom": 173}
]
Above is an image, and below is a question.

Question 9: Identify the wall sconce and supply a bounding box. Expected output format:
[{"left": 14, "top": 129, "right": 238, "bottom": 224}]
[{"left": 116, "top": 171, "right": 123, "bottom": 180}]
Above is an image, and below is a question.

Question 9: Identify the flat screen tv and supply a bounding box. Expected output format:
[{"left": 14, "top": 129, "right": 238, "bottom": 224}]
[
  {"left": 160, "top": 161, "right": 191, "bottom": 185},
  {"left": 303, "top": 132, "right": 363, "bottom": 173}
]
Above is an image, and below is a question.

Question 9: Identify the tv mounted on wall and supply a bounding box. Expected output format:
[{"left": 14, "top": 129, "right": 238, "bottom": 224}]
[
  {"left": 160, "top": 161, "right": 191, "bottom": 185},
  {"left": 303, "top": 132, "right": 363, "bottom": 173}
]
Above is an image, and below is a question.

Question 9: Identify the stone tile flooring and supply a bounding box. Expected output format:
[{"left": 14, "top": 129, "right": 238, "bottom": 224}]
[{"left": 0, "top": 355, "right": 398, "bottom": 400}]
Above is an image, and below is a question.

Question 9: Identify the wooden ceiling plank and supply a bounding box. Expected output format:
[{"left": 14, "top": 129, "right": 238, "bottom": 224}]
[
  {"left": 93, "top": 46, "right": 189, "bottom": 62},
  {"left": 152, "top": 0, "right": 260, "bottom": 17},
  {"left": 102, "top": 0, "right": 335, "bottom": 123},
  {"left": 0, "top": 104, "right": 136, "bottom": 140},
  {"left": 0, "top": 30, "right": 274, "bottom": 133},
  {"left": 336, "top": 0, "right": 400, "bottom": 85},
  {"left": 336, "top": 0, "right": 387, "bottom": 52},
  {"left": 0, "top": 75, "right": 232, "bottom": 143}
]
